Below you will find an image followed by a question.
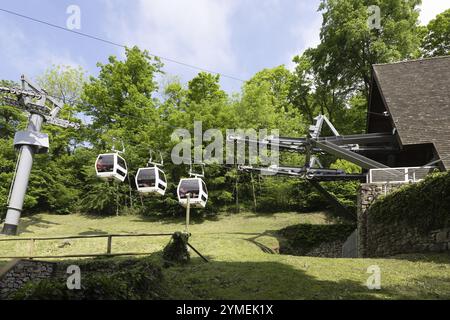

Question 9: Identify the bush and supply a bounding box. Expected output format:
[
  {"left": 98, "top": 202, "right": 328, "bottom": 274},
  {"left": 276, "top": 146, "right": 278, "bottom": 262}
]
[
  {"left": 368, "top": 171, "right": 450, "bottom": 234},
  {"left": 278, "top": 223, "right": 355, "bottom": 255},
  {"left": 11, "top": 257, "right": 167, "bottom": 300}
]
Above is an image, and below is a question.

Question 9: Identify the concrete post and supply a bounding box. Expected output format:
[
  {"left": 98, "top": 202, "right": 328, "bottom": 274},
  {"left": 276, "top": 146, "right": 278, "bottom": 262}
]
[{"left": 1, "top": 113, "right": 44, "bottom": 235}]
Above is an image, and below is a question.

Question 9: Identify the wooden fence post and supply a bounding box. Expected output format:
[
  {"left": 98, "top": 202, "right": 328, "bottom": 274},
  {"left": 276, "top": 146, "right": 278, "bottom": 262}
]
[{"left": 107, "top": 235, "right": 113, "bottom": 254}]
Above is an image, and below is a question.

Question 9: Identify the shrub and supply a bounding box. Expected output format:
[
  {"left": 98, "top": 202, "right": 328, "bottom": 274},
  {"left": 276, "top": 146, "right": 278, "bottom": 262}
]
[
  {"left": 11, "top": 257, "right": 167, "bottom": 300},
  {"left": 278, "top": 223, "right": 355, "bottom": 255},
  {"left": 368, "top": 171, "right": 450, "bottom": 234}
]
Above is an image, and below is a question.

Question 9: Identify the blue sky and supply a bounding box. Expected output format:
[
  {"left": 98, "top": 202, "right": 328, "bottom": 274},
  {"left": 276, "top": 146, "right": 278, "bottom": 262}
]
[{"left": 0, "top": 0, "right": 448, "bottom": 94}]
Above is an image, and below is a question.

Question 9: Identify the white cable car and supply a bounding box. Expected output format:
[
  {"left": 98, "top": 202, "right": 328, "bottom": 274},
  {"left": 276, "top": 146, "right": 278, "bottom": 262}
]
[
  {"left": 177, "top": 165, "right": 208, "bottom": 208},
  {"left": 95, "top": 153, "right": 128, "bottom": 182},
  {"left": 135, "top": 152, "right": 167, "bottom": 196}
]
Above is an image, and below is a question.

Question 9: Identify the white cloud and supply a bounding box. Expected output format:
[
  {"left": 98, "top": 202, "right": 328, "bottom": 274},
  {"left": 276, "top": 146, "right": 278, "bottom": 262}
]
[
  {"left": 0, "top": 18, "right": 86, "bottom": 81},
  {"left": 418, "top": 0, "right": 449, "bottom": 25},
  {"left": 285, "top": 1, "right": 322, "bottom": 70},
  {"left": 103, "top": 0, "right": 239, "bottom": 78}
]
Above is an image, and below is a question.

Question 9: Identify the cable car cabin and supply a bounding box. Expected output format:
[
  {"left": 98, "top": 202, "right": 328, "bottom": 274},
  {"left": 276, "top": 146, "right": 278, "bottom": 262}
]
[
  {"left": 177, "top": 178, "right": 208, "bottom": 208},
  {"left": 95, "top": 153, "right": 127, "bottom": 182},
  {"left": 135, "top": 167, "right": 167, "bottom": 196}
]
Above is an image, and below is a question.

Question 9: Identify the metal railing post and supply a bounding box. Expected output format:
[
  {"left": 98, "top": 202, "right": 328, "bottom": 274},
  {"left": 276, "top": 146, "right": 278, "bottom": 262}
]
[{"left": 185, "top": 194, "right": 191, "bottom": 233}]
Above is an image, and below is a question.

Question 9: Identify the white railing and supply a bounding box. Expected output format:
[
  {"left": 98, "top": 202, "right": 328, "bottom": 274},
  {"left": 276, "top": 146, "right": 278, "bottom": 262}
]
[{"left": 368, "top": 166, "right": 435, "bottom": 184}]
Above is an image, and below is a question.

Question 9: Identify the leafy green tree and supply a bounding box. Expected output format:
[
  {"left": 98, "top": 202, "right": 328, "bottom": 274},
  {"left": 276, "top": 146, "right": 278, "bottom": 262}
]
[
  {"left": 421, "top": 9, "right": 450, "bottom": 57},
  {"left": 37, "top": 65, "right": 86, "bottom": 104},
  {"left": 160, "top": 72, "right": 237, "bottom": 213},
  {"left": 187, "top": 72, "right": 227, "bottom": 104},
  {"left": 0, "top": 80, "right": 26, "bottom": 138},
  {"left": 79, "top": 46, "right": 164, "bottom": 215},
  {"left": 238, "top": 66, "right": 304, "bottom": 136},
  {"left": 314, "top": 0, "right": 423, "bottom": 98},
  {"left": 290, "top": 0, "right": 423, "bottom": 135}
]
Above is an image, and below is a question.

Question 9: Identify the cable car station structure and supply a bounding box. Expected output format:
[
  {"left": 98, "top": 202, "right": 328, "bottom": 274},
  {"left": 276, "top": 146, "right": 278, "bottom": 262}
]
[{"left": 231, "top": 57, "right": 450, "bottom": 219}]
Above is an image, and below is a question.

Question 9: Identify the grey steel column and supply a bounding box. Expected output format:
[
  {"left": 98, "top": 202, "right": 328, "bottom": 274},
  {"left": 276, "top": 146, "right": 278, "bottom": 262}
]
[
  {"left": 185, "top": 194, "right": 191, "bottom": 233},
  {"left": 1, "top": 113, "right": 44, "bottom": 235}
]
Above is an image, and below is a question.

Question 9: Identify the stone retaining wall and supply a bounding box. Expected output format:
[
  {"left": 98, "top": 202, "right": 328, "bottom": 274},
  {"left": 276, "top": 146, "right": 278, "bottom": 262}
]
[
  {"left": 357, "top": 183, "right": 450, "bottom": 257},
  {"left": 0, "top": 259, "right": 56, "bottom": 299},
  {"left": 304, "top": 240, "right": 344, "bottom": 258}
]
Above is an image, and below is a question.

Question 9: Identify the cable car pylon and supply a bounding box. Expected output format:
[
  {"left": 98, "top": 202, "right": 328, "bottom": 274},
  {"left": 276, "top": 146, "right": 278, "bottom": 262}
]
[{"left": 0, "top": 76, "right": 80, "bottom": 235}]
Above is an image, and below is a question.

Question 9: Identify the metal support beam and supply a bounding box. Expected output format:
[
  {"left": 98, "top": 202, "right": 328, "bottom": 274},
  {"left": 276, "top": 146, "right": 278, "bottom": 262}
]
[
  {"left": 312, "top": 140, "right": 389, "bottom": 169},
  {"left": 308, "top": 180, "right": 356, "bottom": 221},
  {"left": 316, "top": 132, "right": 396, "bottom": 146}
]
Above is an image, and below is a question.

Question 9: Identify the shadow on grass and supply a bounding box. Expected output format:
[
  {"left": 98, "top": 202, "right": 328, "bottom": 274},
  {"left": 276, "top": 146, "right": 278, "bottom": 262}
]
[
  {"left": 5, "top": 249, "right": 450, "bottom": 300},
  {"left": 225, "top": 230, "right": 283, "bottom": 254},
  {"left": 164, "top": 258, "right": 448, "bottom": 300},
  {"left": 239, "top": 210, "right": 331, "bottom": 218},
  {"left": 382, "top": 253, "right": 450, "bottom": 264},
  {"left": 78, "top": 229, "right": 109, "bottom": 236},
  {"left": 129, "top": 212, "right": 222, "bottom": 226},
  {"left": 17, "top": 215, "right": 60, "bottom": 235}
]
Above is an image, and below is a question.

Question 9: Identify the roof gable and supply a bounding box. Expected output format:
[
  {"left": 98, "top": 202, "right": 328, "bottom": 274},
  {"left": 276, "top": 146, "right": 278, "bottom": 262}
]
[{"left": 372, "top": 56, "right": 450, "bottom": 169}]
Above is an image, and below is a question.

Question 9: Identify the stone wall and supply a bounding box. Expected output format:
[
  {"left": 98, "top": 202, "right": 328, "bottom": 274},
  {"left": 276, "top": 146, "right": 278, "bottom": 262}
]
[
  {"left": 304, "top": 240, "right": 345, "bottom": 258},
  {"left": 0, "top": 259, "right": 56, "bottom": 299},
  {"left": 357, "top": 183, "right": 450, "bottom": 257}
]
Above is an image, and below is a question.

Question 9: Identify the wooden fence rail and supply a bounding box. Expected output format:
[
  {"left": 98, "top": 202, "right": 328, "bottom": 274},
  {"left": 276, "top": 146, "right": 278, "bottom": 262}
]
[{"left": 0, "top": 233, "right": 173, "bottom": 260}]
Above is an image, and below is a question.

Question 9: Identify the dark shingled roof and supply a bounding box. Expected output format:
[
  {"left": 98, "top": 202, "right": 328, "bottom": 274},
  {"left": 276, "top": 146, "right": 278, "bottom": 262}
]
[{"left": 372, "top": 56, "right": 450, "bottom": 170}]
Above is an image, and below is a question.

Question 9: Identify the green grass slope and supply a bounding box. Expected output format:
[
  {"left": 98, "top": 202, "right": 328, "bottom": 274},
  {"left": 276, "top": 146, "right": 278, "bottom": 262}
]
[{"left": 0, "top": 212, "right": 449, "bottom": 300}]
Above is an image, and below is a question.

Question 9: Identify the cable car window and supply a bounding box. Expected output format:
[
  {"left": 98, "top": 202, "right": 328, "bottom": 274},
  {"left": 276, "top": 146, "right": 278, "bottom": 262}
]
[
  {"left": 117, "top": 156, "right": 126, "bottom": 169},
  {"left": 159, "top": 169, "right": 167, "bottom": 183},
  {"left": 202, "top": 181, "right": 208, "bottom": 194},
  {"left": 97, "top": 155, "right": 114, "bottom": 172},
  {"left": 179, "top": 180, "right": 200, "bottom": 199},
  {"left": 117, "top": 169, "right": 126, "bottom": 177},
  {"left": 138, "top": 169, "right": 156, "bottom": 188}
]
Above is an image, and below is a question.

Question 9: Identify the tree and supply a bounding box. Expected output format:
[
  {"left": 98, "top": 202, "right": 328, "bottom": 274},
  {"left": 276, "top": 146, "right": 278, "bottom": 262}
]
[
  {"left": 187, "top": 72, "right": 226, "bottom": 104},
  {"left": 0, "top": 80, "right": 26, "bottom": 138},
  {"left": 37, "top": 66, "right": 85, "bottom": 157},
  {"left": 290, "top": 0, "right": 423, "bottom": 133},
  {"left": 302, "top": 0, "right": 422, "bottom": 99},
  {"left": 79, "top": 46, "right": 165, "bottom": 215},
  {"left": 82, "top": 46, "right": 163, "bottom": 145},
  {"left": 37, "top": 65, "right": 86, "bottom": 104},
  {"left": 289, "top": 54, "right": 318, "bottom": 124},
  {"left": 238, "top": 66, "right": 304, "bottom": 136},
  {"left": 421, "top": 9, "right": 450, "bottom": 57},
  {"left": 161, "top": 73, "right": 236, "bottom": 213}
]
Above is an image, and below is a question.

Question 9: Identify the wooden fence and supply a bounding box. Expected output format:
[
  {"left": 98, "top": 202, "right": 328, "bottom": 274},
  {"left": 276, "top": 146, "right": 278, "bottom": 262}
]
[{"left": 0, "top": 233, "right": 173, "bottom": 259}]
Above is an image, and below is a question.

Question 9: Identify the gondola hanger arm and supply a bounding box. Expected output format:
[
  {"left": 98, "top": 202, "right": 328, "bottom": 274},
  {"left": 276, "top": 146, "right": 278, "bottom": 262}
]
[
  {"left": 189, "top": 163, "right": 205, "bottom": 178},
  {"left": 147, "top": 149, "right": 164, "bottom": 167}
]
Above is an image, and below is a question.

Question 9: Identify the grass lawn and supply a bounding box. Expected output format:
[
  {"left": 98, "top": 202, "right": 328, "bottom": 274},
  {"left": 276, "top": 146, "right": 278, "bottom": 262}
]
[{"left": 0, "top": 211, "right": 449, "bottom": 300}]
